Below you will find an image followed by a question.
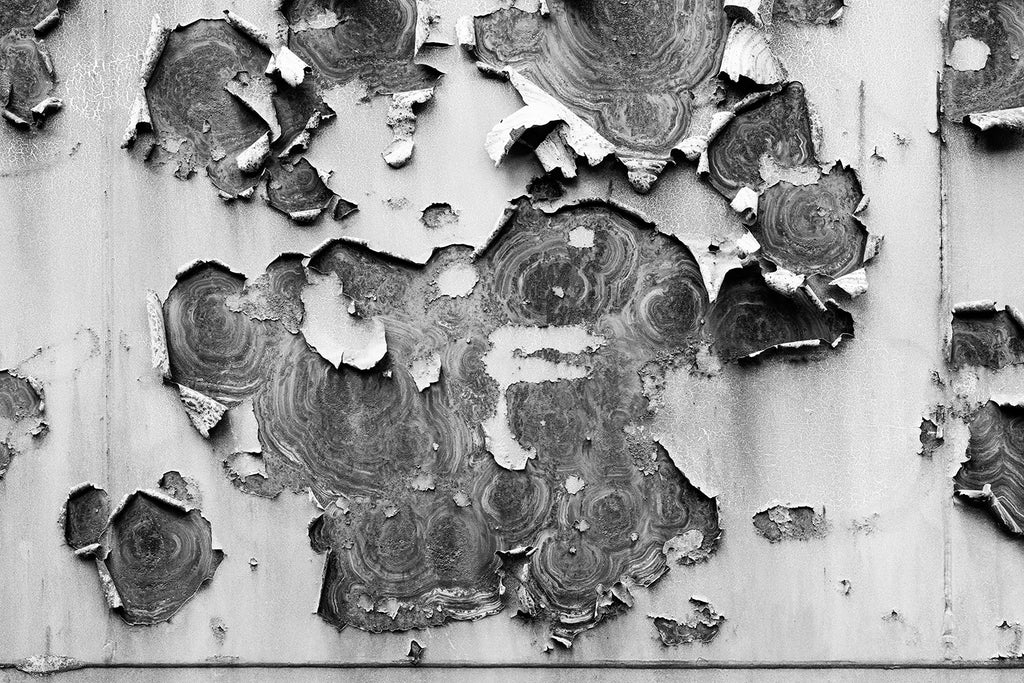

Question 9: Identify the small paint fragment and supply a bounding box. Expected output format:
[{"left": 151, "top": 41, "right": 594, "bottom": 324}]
[
  {"left": 564, "top": 475, "right": 585, "bottom": 495},
  {"left": 947, "top": 37, "right": 991, "bottom": 72},
  {"left": 919, "top": 417, "right": 944, "bottom": 458},
  {"left": 383, "top": 89, "right": 433, "bottom": 168},
  {"left": 408, "top": 352, "right": 442, "bottom": 391},
  {"left": 210, "top": 617, "right": 228, "bottom": 645},
  {"left": 434, "top": 263, "right": 479, "bottom": 299},
  {"left": 300, "top": 270, "right": 388, "bottom": 371}
]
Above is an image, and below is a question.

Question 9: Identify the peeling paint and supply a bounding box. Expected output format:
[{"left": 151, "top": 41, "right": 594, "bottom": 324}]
[
  {"left": 943, "top": 0, "right": 1024, "bottom": 131},
  {"left": 464, "top": 0, "right": 728, "bottom": 191},
  {"left": 650, "top": 596, "right": 726, "bottom": 646},
  {"left": 950, "top": 302, "right": 1024, "bottom": 369},
  {"left": 61, "top": 481, "right": 224, "bottom": 625},
  {"left": 122, "top": 14, "right": 355, "bottom": 221},
  {"left": 752, "top": 503, "right": 828, "bottom": 542},
  {"left": 0, "top": 368, "right": 46, "bottom": 478},
  {"left": 955, "top": 400, "right": 1024, "bottom": 537},
  {"left": 157, "top": 196, "right": 721, "bottom": 643},
  {"left": 0, "top": 0, "right": 65, "bottom": 129}
]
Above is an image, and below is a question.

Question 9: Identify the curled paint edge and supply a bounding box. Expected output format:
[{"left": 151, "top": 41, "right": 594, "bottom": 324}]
[
  {"left": 237, "top": 132, "right": 271, "bottom": 174},
  {"left": 146, "top": 290, "right": 171, "bottom": 380},
  {"left": 223, "top": 10, "right": 308, "bottom": 87},
  {"left": 829, "top": 268, "right": 868, "bottom": 298},
  {"left": 729, "top": 186, "right": 758, "bottom": 223},
  {"left": 720, "top": 20, "right": 786, "bottom": 87},
  {"left": 177, "top": 384, "right": 228, "bottom": 438},
  {"left": 685, "top": 89, "right": 774, "bottom": 164},
  {"left": 122, "top": 14, "right": 172, "bottom": 149},
  {"left": 967, "top": 107, "right": 1024, "bottom": 133},
  {"left": 33, "top": 8, "right": 62, "bottom": 35},
  {"left": 484, "top": 70, "right": 615, "bottom": 170},
  {"left": 225, "top": 73, "right": 283, "bottom": 142},
  {"left": 956, "top": 483, "right": 1024, "bottom": 535},
  {"left": 724, "top": 0, "right": 765, "bottom": 27},
  {"left": 952, "top": 300, "right": 998, "bottom": 314}
]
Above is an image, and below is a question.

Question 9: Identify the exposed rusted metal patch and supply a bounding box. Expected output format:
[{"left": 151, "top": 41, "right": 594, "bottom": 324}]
[
  {"left": 955, "top": 400, "right": 1024, "bottom": 537},
  {"left": 61, "top": 480, "right": 224, "bottom": 625},
  {"left": 122, "top": 14, "right": 353, "bottom": 221},
  {"left": 153, "top": 196, "right": 726, "bottom": 645},
  {"left": 0, "top": 0, "right": 65, "bottom": 129},
  {"left": 950, "top": 301, "right": 1024, "bottom": 369},
  {"left": 0, "top": 368, "right": 46, "bottom": 479},
  {"left": 650, "top": 596, "right": 726, "bottom": 646},
  {"left": 752, "top": 503, "right": 828, "bottom": 542},
  {"left": 942, "top": 0, "right": 1024, "bottom": 131},
  {"left": 461, "top": 0, "right": 729, "bottom": 192}
]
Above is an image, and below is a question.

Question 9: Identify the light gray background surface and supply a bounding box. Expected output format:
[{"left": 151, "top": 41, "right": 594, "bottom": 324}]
[{"left": 0, "top": 0, "right": 1020, "bottom": 678}]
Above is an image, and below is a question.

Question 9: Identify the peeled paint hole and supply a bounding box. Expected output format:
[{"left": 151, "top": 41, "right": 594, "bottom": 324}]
[
  {"left": 157, "top": 197, "right": 733, "bottom": 644},
  {"left": 61, "top": 481, "right": 223, "bottom": 625}
]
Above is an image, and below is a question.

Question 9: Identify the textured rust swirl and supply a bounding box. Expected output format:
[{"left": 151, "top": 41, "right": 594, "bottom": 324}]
[
  {"left": 706, "top": 82, "right": 816, "bottom": 200},
  {"left": 955, "top": 401, "right": 1024, "bottom": 536},
  {"left": 163, "top": 197, "right": 731, "bottom": 641},
  {"left": 943, "top": 0, "right": 1024, "bottom": 123},
  {"left": 951, "top": 308, "right": 1024, "bottom": 369},
  {"left": 0, "top": 370, "right": 42, "bottom": 425},
  {"left": 266, "top": 158, "right": 336, "bottom": 221},
  {"left": 255, "top": 343, "right": 442, "bottom": 500},
  {"left": 163, "top": 263, "right": 276, "bottom": 403},
  {"left": 64, "top": 488, "right": 224, "bottom": 626},
  {"left": 479, "top": 200, "right": 708, "bottom": 353},
  {"left": 474, "top": 458, "right": 554, "bottom": 546},
  {"left": 62, "top": 484, "right": 110, "bottom": 551},
  {"left": 313, "top": 500, "right": 501, "bottom": 632},
  {"left": 283, "top": 0, "right": 441, "bottom": 94},
  {"left": 0, "top": 29, "right": 57, "bottom": 125},
  {"left": 146, "top": 20, "right": 271, "bottom": 196},
  {"left": 705, "top": 266, "right": 853, "bottom": 359},
  {"left": 753, "top": 163, "right": 867, "bottom": 278},
  {"left": 104, "top": 491, "right": 223, "bottom": 625},
  {"left": 471, "top": 0, "right": 728, "bottom": 159},
  {"left": 0, "top": 369, "right": 44, "bottom": 477},
  {"left": 0, "top": 0, "right": 59, "bottom": 36}
]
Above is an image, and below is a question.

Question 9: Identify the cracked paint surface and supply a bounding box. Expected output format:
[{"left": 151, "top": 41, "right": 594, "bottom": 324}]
[{"left": 61, "top": 480, "right": 224, "bottom": 625}]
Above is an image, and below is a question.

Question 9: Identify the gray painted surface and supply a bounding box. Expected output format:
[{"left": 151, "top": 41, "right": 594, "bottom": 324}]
[{"left": 0, "top": 0, "right": 1019, "bottom": 675}]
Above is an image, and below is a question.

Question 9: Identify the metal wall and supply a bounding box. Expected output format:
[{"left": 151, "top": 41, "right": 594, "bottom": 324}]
[{"left": 1, "top": 0, "right": 1019, "bottom": 678}]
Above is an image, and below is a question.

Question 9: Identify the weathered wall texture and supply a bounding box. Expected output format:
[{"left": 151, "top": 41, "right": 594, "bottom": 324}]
[{"left": 1, "top": 0, "right": 1023, "bottom": 678}]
